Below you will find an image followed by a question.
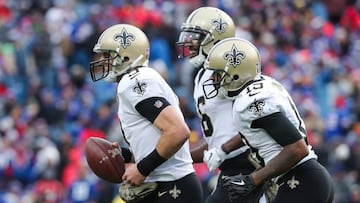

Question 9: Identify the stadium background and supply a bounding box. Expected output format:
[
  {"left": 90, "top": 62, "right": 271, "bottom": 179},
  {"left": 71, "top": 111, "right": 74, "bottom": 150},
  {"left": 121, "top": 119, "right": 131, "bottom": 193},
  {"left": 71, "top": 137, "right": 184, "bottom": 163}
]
[{"left": 0, "top": 0, "right": 359, "bottom": 202}]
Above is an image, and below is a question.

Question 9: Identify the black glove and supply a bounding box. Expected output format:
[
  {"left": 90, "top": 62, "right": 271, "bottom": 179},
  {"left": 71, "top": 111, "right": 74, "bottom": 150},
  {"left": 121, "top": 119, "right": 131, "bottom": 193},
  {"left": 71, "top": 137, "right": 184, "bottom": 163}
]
[{"left": 223, "top": 174, "right": 257, "bottom": 201}]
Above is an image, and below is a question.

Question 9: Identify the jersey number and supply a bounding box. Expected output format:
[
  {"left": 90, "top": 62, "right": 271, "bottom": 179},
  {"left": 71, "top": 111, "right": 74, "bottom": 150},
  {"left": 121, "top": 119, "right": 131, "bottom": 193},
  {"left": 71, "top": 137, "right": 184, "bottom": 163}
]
[
  {"left": 246, "top": 82, "right": 263, "bottom": 96},
  {"left": 197, "top": 96, "right": 213, "bottom": 137}
]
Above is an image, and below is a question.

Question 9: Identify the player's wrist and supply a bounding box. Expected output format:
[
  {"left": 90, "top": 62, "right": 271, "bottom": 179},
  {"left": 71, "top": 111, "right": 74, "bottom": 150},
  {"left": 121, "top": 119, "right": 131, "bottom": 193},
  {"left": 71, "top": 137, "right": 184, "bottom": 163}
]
[
  {"left": 249, "top": 173, "right": 261, "bottom": 186},
  {"left": 121, "top": 147, "right": 133, "bottom": 163},
  {"left": 137, "top": 149, "right": 167, "bottom": 176},
  {"left": 220, "top": 144, "right": 230, "bottom": 155}
]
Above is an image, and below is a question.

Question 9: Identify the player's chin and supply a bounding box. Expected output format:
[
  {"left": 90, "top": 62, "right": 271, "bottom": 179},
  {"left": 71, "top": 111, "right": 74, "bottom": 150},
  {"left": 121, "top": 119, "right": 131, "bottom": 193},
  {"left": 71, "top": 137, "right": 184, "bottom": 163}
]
[{"left": 188, "top": 53, "right": 197, "bottom": 58}]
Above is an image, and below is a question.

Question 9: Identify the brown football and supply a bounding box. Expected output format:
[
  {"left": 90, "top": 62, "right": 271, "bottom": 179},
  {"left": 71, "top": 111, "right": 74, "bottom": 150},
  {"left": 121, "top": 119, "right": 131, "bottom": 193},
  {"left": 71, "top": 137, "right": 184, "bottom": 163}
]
[{"left": 85, "top": 137, "right": 125, "bottom": 183}]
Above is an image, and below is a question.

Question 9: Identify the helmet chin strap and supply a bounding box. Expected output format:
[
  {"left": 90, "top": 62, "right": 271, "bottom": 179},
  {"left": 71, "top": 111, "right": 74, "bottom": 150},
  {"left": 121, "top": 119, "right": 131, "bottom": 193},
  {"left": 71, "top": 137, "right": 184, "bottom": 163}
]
[
  {"left": 217, "top": 87, "right": 227, "bottom": 99},
  {"left": 104, "top": 71, "right": 117, "bottom": 83},
  {"left": 189, "top": 46, "right": 206, "bottom": 68},
  {"left": 104, "top": 55, "right": 144, "bottom": 83},
  {"left": 189, "top": 54, "right": 206, "bottom": 67},
  {"left": 219, "top": 63, "right": 237, "bottom": 100},
  {"left": 189, "top": 27, "right": 215, "bottom": 68}
]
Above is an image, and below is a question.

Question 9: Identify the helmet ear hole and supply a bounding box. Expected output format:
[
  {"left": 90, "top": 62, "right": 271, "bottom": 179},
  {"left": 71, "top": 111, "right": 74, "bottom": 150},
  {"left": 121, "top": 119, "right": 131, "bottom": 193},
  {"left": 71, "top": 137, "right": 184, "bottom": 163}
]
[
  {"left": 123, "top": 56, "right": 130, "bottom": 62},
  {"left": 233, "top": 75, "right": 239, "bottom": 80}
]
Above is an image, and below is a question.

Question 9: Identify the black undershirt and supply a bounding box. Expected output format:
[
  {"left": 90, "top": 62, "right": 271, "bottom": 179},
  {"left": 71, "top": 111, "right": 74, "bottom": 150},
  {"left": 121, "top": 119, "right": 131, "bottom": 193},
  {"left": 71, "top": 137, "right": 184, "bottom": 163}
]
[
  {"left": 251, "top": 112, "right": 303, "bottom": 146},
  {"left": 135, "top": 97, "right": 170, "bottom": 122}
]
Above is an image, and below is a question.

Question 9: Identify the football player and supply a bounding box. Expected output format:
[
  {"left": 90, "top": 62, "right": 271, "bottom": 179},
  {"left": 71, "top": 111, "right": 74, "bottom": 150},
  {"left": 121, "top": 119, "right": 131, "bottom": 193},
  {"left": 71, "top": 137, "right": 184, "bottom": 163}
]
[
  {"left": 177, "top": 7, "right": 263, "bottom": 203},
  {"left": 202, "top": 37, "right": 334, "bottom": 203},
  {"left": 89, "top": 24, "right": 202, "bottom": 203}
]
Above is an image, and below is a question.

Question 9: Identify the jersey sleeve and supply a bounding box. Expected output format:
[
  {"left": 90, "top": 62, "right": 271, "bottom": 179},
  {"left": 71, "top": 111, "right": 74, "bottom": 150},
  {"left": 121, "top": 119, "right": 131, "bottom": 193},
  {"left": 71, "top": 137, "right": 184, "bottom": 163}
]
[
  {"left": 119, "top": 69, "right": 173, "bottom": 122},
  {"left": 234, "top": 76, "right": 290, "bottom": 121},
  {"left": 235, "top": 87, "right": 281, "bottom": 122},
  {"left": 234, "top": 76, "right": 304, "bottom": 145},
  {"left": 122, "top": 76, "right": 167, "bottom": 108},
  {"left": 251, "top": 112, "right": 303, "bottom": 146},
  {"left": 135, "top": 97, "right": 170, "bottom": 122}
]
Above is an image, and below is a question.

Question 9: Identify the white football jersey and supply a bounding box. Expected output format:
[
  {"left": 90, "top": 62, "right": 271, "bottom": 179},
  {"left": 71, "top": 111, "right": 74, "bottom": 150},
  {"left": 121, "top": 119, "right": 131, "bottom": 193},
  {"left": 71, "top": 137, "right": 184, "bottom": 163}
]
[
  {"left": 232, "top": 75, "right": 317, "bottom": 166},
  {"left": 194, "top": 68, "right": 248, "bottom": 157},
  {"left": 116, "top": 67, "right": 194, "bottom": 182}
]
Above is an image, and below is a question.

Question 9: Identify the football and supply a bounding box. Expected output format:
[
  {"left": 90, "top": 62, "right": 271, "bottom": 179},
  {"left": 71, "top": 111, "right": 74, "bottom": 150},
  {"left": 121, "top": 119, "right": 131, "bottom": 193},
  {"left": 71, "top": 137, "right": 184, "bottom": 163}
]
[{"left": 85, "top": 137, "right": 125, "bottom": 183}]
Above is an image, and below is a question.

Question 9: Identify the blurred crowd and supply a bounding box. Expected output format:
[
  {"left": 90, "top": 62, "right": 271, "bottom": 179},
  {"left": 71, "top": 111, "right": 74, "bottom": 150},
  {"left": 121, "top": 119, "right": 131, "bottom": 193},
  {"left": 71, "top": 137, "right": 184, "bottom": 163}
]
[{"left": 0, "top": 0, "right": 360, "bottom": 202}]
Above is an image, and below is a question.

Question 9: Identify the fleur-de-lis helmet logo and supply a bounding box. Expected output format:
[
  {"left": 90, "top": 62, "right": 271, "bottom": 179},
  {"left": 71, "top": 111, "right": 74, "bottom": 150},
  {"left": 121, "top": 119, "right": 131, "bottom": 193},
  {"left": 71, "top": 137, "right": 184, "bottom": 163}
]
[
  {"left": 114, "top": 28, "right": 135, "bottom": 49},
  {"left": 211, "top": 18, "right": 228, "bottom": 34},
  {"left": 224, "top": 44, "right": 246, "bottom": 68}
]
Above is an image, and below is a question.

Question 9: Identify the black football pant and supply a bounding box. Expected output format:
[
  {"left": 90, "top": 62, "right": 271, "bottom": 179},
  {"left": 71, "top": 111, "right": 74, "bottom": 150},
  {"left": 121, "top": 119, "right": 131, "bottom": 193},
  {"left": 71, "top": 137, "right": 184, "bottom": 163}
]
[
  {"left": 273, "top": 159, "right": 334, "bottom": 203},
  {"left": 138, "top": 172, "right": 203, "bottom": 203}
]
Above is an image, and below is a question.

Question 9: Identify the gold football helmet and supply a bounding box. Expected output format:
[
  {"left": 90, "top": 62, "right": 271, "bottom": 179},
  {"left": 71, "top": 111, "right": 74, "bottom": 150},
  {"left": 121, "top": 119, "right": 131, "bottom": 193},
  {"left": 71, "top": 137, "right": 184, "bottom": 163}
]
[
  {"left": 176, "top": 7, "right": 235, "bottom": 67},
  {"left": 90, "top": 24, "right": 150, "bottom": 82},
  {"left": 203, "top": 38, "right": 261, "bottom": 99}
]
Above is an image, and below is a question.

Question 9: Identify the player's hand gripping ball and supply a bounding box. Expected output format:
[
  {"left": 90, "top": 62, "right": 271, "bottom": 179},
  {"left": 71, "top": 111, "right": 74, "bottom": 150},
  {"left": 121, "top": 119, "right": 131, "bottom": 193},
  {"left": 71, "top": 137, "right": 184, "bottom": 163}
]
[{"left": 85, "top": 137, "right": 125, "bottom": 183}]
